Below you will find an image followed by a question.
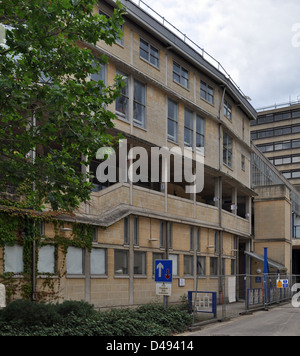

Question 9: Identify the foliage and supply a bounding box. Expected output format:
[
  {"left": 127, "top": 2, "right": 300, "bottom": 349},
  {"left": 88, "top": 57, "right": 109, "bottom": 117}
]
[
  {"left": 0, "top": 0, "right": 126, "bottom": 211},
  {"left": 0, "top": 301, "right": 193, "bottom": 336}
]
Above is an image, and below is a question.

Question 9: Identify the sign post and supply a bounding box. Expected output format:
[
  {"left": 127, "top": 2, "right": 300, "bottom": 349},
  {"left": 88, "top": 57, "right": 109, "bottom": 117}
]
[{"left": 155, "top": 260, "right": 172, "bottom": 309}]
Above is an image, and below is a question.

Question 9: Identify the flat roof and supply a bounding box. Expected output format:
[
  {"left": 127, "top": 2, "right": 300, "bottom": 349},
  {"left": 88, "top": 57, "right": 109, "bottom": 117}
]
[{"left": 104, "top": 0, "right": 257, "bottom": 121}]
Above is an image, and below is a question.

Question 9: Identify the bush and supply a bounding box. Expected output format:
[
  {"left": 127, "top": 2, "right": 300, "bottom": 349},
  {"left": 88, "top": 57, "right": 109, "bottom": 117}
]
[
  {"left": 55, "top": 300, "right": 96, "bottom": 318},
  {"left": 0, "top": 300, "right": 193, "bottom": 336},
  {"left": 0, "top": 299, "right": 60, "bottom": 327}
]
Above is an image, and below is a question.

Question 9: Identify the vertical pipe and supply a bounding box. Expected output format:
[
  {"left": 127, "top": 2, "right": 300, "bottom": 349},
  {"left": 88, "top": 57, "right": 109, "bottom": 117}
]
[{"left": 264, "top": 247, "right": 268, "bottom": 307}]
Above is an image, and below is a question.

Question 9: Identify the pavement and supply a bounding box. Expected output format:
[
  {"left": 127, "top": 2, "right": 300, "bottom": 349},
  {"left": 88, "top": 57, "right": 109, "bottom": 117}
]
[{"left": 185, "top": 300, "right": 299, "bottom": 336}]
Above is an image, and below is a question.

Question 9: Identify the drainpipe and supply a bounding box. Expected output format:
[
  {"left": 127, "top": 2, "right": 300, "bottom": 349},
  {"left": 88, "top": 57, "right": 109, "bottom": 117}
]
[{"left": 218, "top": 86, "right": 226, "bottom": 306}]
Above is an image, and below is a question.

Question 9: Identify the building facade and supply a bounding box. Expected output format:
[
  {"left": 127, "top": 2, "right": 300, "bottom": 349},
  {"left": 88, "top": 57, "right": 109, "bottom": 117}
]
[
  {"left": 5, "top": 0, "right": 293, "bottom": 309},
  {"left": 251, "top": 102, "right": 300, "bottom": 192}
]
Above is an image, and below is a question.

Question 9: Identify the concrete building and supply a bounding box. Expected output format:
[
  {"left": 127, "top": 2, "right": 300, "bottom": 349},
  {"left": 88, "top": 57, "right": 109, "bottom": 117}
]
[
  {"left": 251, "top": 102, "right": 300, "bottom": 192},
  {"left": 2, "top": 0, "right": 299, "bottom": 308}
]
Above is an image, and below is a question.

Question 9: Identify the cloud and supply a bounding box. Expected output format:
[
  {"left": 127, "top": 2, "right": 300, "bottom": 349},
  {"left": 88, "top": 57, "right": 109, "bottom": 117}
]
[{"left": 141, "top": 0, "right": 300, "bottom": 108}]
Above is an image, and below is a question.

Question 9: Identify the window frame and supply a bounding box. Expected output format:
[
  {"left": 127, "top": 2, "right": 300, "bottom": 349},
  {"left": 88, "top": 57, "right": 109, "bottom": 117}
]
[
  {"left": 200, "top": 80, "right": 214, "bottom": 105},
  {"left": 114, "top": 249, "right": 129, "bottom": 276},
  {"left": 115, "top": 70, "right": 129, "bottom": 121},
  {"left": 139, "top": 38, "right": 160, "bottom": 68},
  {"left": 173, "top": 61, "right": 189, "bottom": 89},
  {"left": 133, "top": 79, "right": 146, "bottom": 129},
  {"left": 90, "top": 247, "right": 107, "bottom": 276},
  {"left": 223, "top": 131, "right": 233, "bottom": 168},
  {"left": 167, "top": 98, "right": 178, "bottom": 142}
]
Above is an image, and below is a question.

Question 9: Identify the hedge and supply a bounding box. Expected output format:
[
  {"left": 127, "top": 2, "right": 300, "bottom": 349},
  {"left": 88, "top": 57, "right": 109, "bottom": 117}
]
[{"left": 0, "top": 300, "right": 192, "bottom": 336}]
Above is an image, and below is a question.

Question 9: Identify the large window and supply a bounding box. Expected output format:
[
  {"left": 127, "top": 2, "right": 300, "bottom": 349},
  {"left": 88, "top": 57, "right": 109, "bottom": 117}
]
[
  {"left": 210, "top": 257, "right": 218, "bottom": 276},
  {"left": 197, "top": 256, "right": 206, "bottom": 276},
  {"left": 224, "top": 99, "right": 232, "bottom": 120},
  {"left": 184, "top": 255, "right": 193, "bottom": 276},
  {"left": 169, "top": 254, "right": 178, "bottom": 276},
  {"left": 168, "top": 99, "right": 178, "bottom": 142},
  {"left": 90, "top": 61, "right": 106, "bottom": 92},
  {"left": 139, "top": 38, "right": 159, "bottom": 68},
  {"left": 114, "top": 250, "right": 129, "bottom": 275},
  {"left": 184, "top": 109, "right": 205, "bottom": 151},
  {"left": 38, "top": 245, "right": 55, "bottom": 274},
  {"left": 4, "top": 245, "right": 24, "bottom": 274},
  {"left": 115, "top": 70, "right": 129, "bottom": 121},
  {"left": 91, "top": 248, "right": 106, "bottom": 275},
  {"left": 200, "top": 81, "right": 214, "bottom": 105},
  {"left": 133, "top": 80, "right": 146, "bottom": 128},
  {"left": 223, "top": 132, "right": 233, "bottom": 168},
  {"left": 66, "top": 247, "right": 84, "bottom": 275},
  {"left": 173, "top": 62, "right": 189, "bottom": 89},
  {"left": 134, "top": 251, "right": 146, "bottom": 275},
  {"left": 196, "top": 115, "right": 205, "bottom": 150},
  {"left": 184, "top": 108, "right": 193, "bottom": 147}
]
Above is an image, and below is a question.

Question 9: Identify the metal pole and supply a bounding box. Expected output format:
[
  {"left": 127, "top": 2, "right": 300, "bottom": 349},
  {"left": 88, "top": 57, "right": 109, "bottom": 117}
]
[{"left": 264, "top": 247, "right": 268, "bottom": 308}]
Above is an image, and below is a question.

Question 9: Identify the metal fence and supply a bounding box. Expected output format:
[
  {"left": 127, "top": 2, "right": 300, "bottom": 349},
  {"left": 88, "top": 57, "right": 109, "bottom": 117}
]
[{"left": 190, "top": 274, "right": 300, "bottom": 321}]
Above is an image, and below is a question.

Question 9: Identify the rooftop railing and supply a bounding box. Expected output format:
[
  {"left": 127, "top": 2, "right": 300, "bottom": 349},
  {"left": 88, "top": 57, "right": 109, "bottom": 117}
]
[{"left": 126, "top": 0, "right": 250, "bottom": 102}]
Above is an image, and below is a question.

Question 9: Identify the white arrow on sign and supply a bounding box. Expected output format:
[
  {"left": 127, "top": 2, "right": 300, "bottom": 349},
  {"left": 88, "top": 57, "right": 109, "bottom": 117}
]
[{"left": 156, "top": 262, "right": 164, "bottom": 277}]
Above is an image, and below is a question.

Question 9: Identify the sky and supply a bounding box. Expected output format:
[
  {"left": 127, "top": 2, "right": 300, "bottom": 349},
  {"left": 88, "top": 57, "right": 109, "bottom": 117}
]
[{"left": 134, "top": 0, "right": 300, "bottom": 110}]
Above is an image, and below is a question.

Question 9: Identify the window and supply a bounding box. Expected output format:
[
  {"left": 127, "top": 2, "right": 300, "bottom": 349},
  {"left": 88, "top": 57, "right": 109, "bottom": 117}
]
[
  {"left": 66, "top": 247, "right": 84, "bottom": 275},
  {"left": 124, "top": 217, "right": 129, "bottom": 245},
  {"left": 91, "top": 248, "right": 106, "bottom": 275},
  {"left": 168, "top": 99, "right": 178, "bottom": 142},
  {"left": 168, "top": 222, "right": 173, "bottom": 249},
  {"left": 184, "top": 109, "right": 193, "bottom": 147},
  {"left": 190, "top": 227, "right": 194, "bottom": 251},
  {"left": 184, "top": 255, "right": 193, "bottom": 275},
  {"left": 173, "top": 62, "right": 189, "bottom": 89},
  {"left": 169, "top": 254, "right": 178, "bottom": 276},
  {"left": 200, "top": 81, "right": 214, "bottom": 105},
  {"left": 4, "top": 245, "right": 23, "bottom": 273},
  {"left": 114, "top": 250, "right": 129, "bottom": 275},
  {"left": 214, "top": 231, "right": 219, "bottom": 254},
  {"left": 133, "top": 79, "right": 146, "bottom": 128},
  {"left": 133, "top": 217, "right": 139, "bottom": 246},
  {"left": 91, "top": 61, "right": 106, "bottom": 92},
  {"left": 134, "top": 251, "right": 146, "bottom": 275},
  {"left": 115, "top": 70, "right": 129, "bottom": 120},
  {"left": 224, "top": 99, "right": 232, "bottom": 120},
  {"left": 92, "top": 227, "right": 98, "bottom": 243},
  {"left": 221, "top": 258, "right": 226, "bottom": 276},
  {"left": 241, "top": 155, "right": 245, "bottom": 171},
  {"left": 196, "top": 227, "right": 200, "bottom": 252},
  {"left": 210, "top": 257, "right": 218, "bottom": 276},
  {"left": 38, "top": 245, "right": 55, "bottom": 274},
  {"left": 100, "top": 10, "right": 123, "bottom": 46},
  {"left": 116, "top": 24, "right": 124, "bottom": 46},
  {"left": 197, "top": 256, "right": 206, "bottom": 276},
  {"left": 223, "top": 132, "right": 233, "bottom": 168},
  {"left": 196, "top": 115, "right": 205, "bottom": 150},
  {"left": 160, "top": 221, "right": 165, "bottom": 248},
  {"left": 139, "top": 38, "right": 159, "bottom": 68},
  {"left": 231, "top": 259, "right": 236, "bottom": 275}
]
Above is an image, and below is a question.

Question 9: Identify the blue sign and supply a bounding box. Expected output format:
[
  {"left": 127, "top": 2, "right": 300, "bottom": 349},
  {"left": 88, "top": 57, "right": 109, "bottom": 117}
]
[{"left": 155, "top": 260, "right": 172, "bottom": 283}]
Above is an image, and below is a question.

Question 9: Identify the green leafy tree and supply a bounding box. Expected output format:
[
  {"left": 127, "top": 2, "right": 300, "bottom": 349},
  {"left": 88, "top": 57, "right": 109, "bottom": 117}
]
[{"left": 0, "top": 0, "right": 125, "bottom": 211}]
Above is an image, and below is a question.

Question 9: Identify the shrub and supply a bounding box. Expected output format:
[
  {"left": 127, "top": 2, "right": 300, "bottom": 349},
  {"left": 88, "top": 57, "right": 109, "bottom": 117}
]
[
  {"left": 0, "top": 299, "right": 60, "bottom": 327},
  {"left": 0, "top": 301, "right": 192, "bottom": 336},
  {"left": 55, "top": 300, "right": 96, "bottom": 318}
]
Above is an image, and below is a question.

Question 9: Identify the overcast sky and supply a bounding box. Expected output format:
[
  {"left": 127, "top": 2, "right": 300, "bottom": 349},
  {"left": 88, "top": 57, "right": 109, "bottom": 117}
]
[{"left": 136, "top": 0, "right": 300, "bottom": 110}]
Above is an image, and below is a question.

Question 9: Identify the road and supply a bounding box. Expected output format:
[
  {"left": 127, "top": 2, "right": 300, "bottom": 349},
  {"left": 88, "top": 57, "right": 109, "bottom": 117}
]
[{"left": 184, "top": 303, "right": 300, "bottom": 336}]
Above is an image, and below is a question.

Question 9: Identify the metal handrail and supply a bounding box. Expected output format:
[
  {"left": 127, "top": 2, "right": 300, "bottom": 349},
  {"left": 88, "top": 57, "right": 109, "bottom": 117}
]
[{"left": 129, "top": 0, "right": 248, "bottom": 100}]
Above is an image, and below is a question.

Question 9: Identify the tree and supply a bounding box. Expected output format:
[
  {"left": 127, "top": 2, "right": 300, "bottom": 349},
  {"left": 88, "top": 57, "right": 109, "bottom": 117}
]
[{"left": 0, "top": 0, "right": 126, "bottom": 211}]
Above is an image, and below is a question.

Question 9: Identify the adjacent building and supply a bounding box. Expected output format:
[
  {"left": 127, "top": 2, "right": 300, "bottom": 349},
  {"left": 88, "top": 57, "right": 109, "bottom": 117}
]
[{"left": 251, "top": 102, "right": 300, "bottom": 192}]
